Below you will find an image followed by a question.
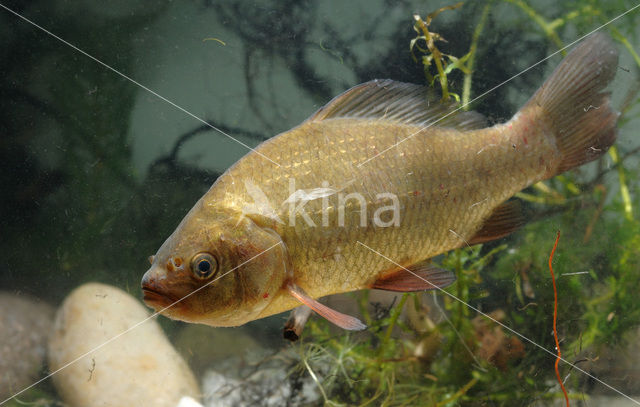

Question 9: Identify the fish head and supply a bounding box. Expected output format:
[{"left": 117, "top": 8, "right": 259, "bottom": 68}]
[{"left": 141, "top": 200, "right": 287, "bottom": 327}]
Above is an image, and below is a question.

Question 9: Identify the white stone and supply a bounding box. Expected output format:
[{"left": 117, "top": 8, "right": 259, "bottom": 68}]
[
  {"left": 177, "top": 396, "right": 204, "bottom": 407},
  {"left": 48, "top": 282, "right": 200, "bottom": 407}
]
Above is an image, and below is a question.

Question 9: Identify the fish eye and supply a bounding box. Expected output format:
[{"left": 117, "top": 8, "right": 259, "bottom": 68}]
[{"left": 190, "top": 252, "right": 219, "bottom": 280}]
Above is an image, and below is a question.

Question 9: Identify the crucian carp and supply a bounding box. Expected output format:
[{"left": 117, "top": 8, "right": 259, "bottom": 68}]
[{"left": 142, "top": 33, "right": 618, "bottom": 333}]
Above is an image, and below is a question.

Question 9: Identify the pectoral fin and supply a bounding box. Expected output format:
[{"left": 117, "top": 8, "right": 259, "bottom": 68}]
[
  {"left": 371, "top": 262, "right": 456, "bottom": 292},
  {"left": 287, "top": 283, "right": 367, "bottom": 331}
]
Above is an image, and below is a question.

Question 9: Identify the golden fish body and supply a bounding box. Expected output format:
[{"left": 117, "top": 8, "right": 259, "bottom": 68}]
[
  {"left": 142, "top": 33, "right": 618, "bottom": 328},
  {"left": 209, "top": 117, "right": 550, "bottom": 316}
]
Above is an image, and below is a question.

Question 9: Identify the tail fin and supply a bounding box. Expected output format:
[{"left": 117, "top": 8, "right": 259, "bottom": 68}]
[{"left": 524, "top": 32, "right": 619, "bottom": 174}]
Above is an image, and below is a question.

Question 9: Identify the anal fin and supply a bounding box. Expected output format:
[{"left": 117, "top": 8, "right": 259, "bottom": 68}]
[
  {"left": 371, "top": 261, "right": 456, "bottom": 292},
  {"left": 468, "top": 200, "right": 526, "bottom": 246},
  {"left": 287, "top": 283, "right": 367, "bottom": 331}
]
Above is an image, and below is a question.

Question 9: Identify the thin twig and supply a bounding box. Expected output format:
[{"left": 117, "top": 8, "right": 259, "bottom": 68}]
[{"left": 549, "top": 230, "right": 570, "bottom": 407}]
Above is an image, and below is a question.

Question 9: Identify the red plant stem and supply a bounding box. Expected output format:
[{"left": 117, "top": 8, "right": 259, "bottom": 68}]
[{"left": 549, "top": 230, "right": 569, "bottom": 406}]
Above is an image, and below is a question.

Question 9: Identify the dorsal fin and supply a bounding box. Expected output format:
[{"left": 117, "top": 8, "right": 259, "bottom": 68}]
[
  {"left": 468, "top": 200, "right": 527, "bottom": 245},
  {"left": 307, "top": 79, "right": 487, "bottom": 131}
]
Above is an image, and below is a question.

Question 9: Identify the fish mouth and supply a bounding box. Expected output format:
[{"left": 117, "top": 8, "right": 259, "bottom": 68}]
[{"left": 141, "top": 287, "right": 181, "bottom": 310}]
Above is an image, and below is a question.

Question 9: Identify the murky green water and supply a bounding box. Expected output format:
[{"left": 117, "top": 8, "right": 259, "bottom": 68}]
[{"left": 1, "top": 1, "right": 640, "bottom": 405}]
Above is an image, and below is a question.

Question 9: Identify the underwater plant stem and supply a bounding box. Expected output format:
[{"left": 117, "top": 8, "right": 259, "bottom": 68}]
[
  {"left": 504, "top": 0, "right": 565, "bottom": 52},
  {"left": 413, "top": 15, "right": 449, "bottom": 100},
  {"left": 432, "top": 291, "right": 483, "bottom": 367},
  {"left": 611, "top": 27, "right": 640, "bottom": 69},
  {"left": 462, "top": 2, "right": 491, "bottom": 108},
  {"left": 549, "top": 230, "right": 570, "bottom": 407},
  {"left": 583, "top": 185, "right": 607, "bottom": 243},
  {"left": 533, "top": 181, "right": 564, "bottom": 198},
  {"left": 454, "top": 248, "right": 467, "bottom": 320},
  {"left": 358, "top": 290, "right": 373, "bottom": 326},
  {"left": 515, "top": 191, "right": 566, "bottom": 205},
  {"left": 435, "top": 377, "right": 479, "bottom": 406},
  {"left": 302, "top": 356, "right": 330, "bottom": 404},
  {"left": 379, "top": 293, "right": 409, "bottom": 357},
  {"left": 608, "top": 146, "right": 633, "bottom": 221}
]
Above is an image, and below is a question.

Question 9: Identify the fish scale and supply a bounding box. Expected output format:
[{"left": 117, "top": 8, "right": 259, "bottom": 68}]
[{"left": 207, "top": 120, "right": 543, "bottom": 305}]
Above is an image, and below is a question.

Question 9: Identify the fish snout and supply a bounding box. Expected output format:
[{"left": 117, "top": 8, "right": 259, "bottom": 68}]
[
  {"left": 141, "top": 267, "right": 174, "bottom": 308},
  {"left": 141, "top": 266, "right": 163, "bottom": 290}
]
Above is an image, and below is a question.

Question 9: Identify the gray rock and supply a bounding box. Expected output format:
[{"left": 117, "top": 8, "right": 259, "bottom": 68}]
[
  {"left": 0, "top": 292, "right": 54, "bottom": 401},
  {"left": 202, "top": 356, "right": 319, "bottom": 407}
]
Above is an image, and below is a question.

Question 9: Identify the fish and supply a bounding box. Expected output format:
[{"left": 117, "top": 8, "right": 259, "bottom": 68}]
[{"left": 141, "top": 33, "right": 618, "bottom": 331}]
